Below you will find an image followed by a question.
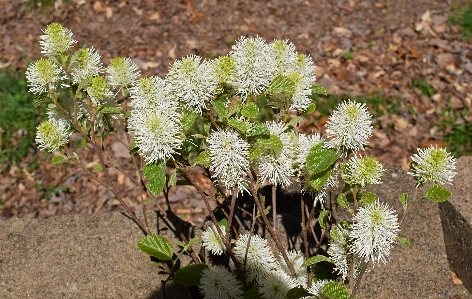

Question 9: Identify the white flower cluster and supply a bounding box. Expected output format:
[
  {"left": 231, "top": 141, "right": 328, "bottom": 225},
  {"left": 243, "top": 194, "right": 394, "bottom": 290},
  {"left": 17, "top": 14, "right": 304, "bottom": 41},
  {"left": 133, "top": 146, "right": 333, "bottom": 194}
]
[
  {"left": 342, "top": 155, "right": 385, "bottom": 188},
  {"left": 408, "top": 146, "right": 456, "bottom": 187}
]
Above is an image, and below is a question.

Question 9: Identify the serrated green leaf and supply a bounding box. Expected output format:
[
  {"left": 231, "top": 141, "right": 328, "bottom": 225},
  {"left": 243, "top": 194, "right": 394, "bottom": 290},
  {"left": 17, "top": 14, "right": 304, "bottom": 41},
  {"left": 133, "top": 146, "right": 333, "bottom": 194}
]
[
  {"left": 311, "top": 84, "right": 328, "bottom": 96},
  {"left": 398, "top": 237, "right": 411, "bottom": 247},
  {"left": 181, "top": 237, "right": 200, "bottom": 254},
  {"left": 173, "top": 264, "right": 208, "bottom": 286},
  {"left": 143, "top": 199, "right": 154, "bottom": 206},
  {"left": 318, "top": 210, "right": 329, "bottom": 230},
  {"left": 174, "top": 240, "right": 186, "bottom": 247},
  {"left": 306, "top": 142, "right": 339, "bottom": 176},
  {"left": 249, "top": 145, "right": 262, "bottom": 160},
  {"left": 306, "top": 103, "right": 316, "bottom": 114},
  {"left": 32, "top": 95, "right": 44, "bottom": 108},
  {"left": 268, "top": 75, "right": 295, "bottom": 94},
  {"left": 137, "top": 234, "right": 173, "bottom": 260},
  {"left": 227, "top": 118, "right": 249, "bottom": 134},
  {"left": 181, "top": 111, "right": 199, "bottom": 132},
  {"left": 288, "top": 116, "right": 305, "bottom": 127},
  {"left": 425, "top": 185, "right": 451, "bottom": 202},
  {"left": 212, "top": 100, "right": 227, "bottom": 120},
  {"left": 257, "top": 134, "right": 283, "bottom": 152},
  {"left": 147, "top": 177, "right": 165, "bottom": 197},
  {"left": 144, "top": 162, "right": 166, "bottom": 196},
  {"left": 244, "top": 287, "right": 263, "bottom": 299},
  {"left": 81, "top": 137, "right": 87, "bottom": 148},
  {"left": 309, "top": 168, "right": 331, "bottom": 191},
  {"left": 336, "top": 194, "right": 349, "bottom": 209},
  {"left": 228, "top": 103, "right": 243, "bottom": 117},
  {"left": 218, "top": 218, "right": 228, "bottom": 228},
  {"left": 302, "top": 255, "right": 332, "bottom": 267},
  {"left": 359, "top": 192, "right": 377, "bottom": 206},
  {"left": 51, "top": 156, "right": 66, "bottom": 164},
  {"left": 241, "top": 102, "right": 259, "bottom": 119},
  {"left": 99, "top": 107, "right": 121, "bottom": 114},
  {"left": 195, "top": 150, "right": 211, "bottom": 166},
  {"left": 286, "top": 287, "right": 314, "bottom": 299},
  {"left": 321, "top": 281, "right": 350, "bottom": 299},
  {"left": 399, "top": 193, "right": 408, "bottom": 207},
  {"left": 203, "top": 120, "right": 211, "bottom": 135},
  {"left": 248, "top": 123, "right": 270, "bottom": 138},
  {"left": 93, "top": 164, "right": 103, "bottom": 172},
  {"left": 169, "top": 170, "right": 177, "bottom": 186}
]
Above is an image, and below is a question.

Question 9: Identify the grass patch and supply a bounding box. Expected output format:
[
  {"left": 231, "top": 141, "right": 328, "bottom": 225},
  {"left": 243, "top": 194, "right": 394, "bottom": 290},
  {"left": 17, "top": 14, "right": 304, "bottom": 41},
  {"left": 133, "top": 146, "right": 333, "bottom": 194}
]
[
  {"left": 449, "top": 1, "right": 472, "bottom": 40},
  {"left": 23, "top": 0, "right": 69, "bottom": 14},
  {"left": 0, "top": 68, "right": 45, "bottom": 168}
]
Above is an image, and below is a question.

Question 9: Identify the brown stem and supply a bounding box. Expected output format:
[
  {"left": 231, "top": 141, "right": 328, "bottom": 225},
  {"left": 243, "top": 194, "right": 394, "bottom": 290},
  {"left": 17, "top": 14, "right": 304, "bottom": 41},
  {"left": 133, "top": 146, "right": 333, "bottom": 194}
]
[
  {"left": 226, "top": 186, "right": 239, "bottom": 242},
  {"left": 301, "top": 194, "right": 311, "bottom": 287},
  {"left": 272, "top": 184, "right": 277, "bottom": 233},
  {"left": 350, "top": 261, "right": 369, "bottom": 299}
]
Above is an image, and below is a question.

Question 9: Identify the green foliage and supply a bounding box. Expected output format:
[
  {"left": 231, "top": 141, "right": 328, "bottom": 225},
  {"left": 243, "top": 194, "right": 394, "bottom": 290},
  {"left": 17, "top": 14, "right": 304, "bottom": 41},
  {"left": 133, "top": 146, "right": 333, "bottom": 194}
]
[
  {"left": 195, "top": 150, "right": 211, "bottom": 167},
  {"left": 359, "top": 192, "right": 377, "bottom": 206},
  {"left": 309, "top": 168, "right": 332, "bottom": 191},
  {"left": 343, "top": 52, "right": 354, "bottom": 60},
  {"left": 449, "top": 1, "right": 472, "bottom": 40},
  {"left": 23, "top": 0, "right": 69, "bottom": 14},
  {"left": 173, "top": 264, "right": 208, "bottom": 286},
  {"left": 143, "top": 162, "right": 166, "bottom": 196},
  {"left": 241, "top": 102, "right": 259, "bottom": 119},
  {"left": 318, "top": 210, "right": 330, "bottom": 230},
  {"left": 412, "top": 79, "right": 435, "bottom": 97},
  {"left": 336, "top": 194, "right": 349, "bottom": 209},
  {"left": 51, "top": 155, "right": 66, "bottom": 164},
  {"left": 137, "top": 234, "right": 173, "bottom": 260},
  {"left": 306, "top": 142, "right": 339, "bottom": 176},
  {"left": 286, "top": 287, "right": 314, "bottom": 298},
  {"left": 302, "top": 254, "right": 332, "bottom": 267},
  {"left": 425, "top": 185, "right": 451, "bottom": 202},
  {"left": 321, "top": 281, "right": 350, "bottom": 299},
  {"left": 244, "top": 287, "right": 263, "bottom": 299},
  {"left": 0, "top": 69, "right": 45, "bottom": 167},
  {"left": 399, "top": 193, "right": 408, "bottom": 207},
  {"left": 398, "top": 237, "right": 411, "bottom": 247}
]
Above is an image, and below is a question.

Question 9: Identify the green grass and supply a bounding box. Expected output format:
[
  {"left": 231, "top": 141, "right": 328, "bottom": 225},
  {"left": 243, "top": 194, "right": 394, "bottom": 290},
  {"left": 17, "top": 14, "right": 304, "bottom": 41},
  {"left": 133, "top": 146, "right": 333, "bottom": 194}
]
[
  {"left": 449, "top": 1, "right": 472, "bottom": 40},
  {"left": 0, "top": 68, "right": 45, "bottom": 168},
  {"left": 23, "top": 0, "right": 69, "bottom": 14},
  {"left": 412, "top": 78, "right": 435, "bottom": 97}
]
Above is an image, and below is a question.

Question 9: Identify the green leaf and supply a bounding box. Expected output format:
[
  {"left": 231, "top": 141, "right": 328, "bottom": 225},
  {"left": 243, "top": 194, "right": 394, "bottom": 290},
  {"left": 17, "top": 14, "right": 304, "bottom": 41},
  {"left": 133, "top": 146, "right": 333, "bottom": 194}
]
[
  {"left": 425, "top": 185, "right": 451, "bottom": 202},
  {"left": 244, "top": 287, "right": 263, "bottom": 299},
  {"left": 81, "top": 137, "right": 87, "bottom": 148},
  {"left": 71, "top": 152, "right": 80, "bottom": 162},
  {"left": 195, "top": 150, "right": 211, "bottom": 167},
  {"left": 218, "top": 218, "right": 228, "bottom": 228},
  {"left": 318, "top": 210, "right": 329, "bottom": 230},
  {"left": 398, "top": 237, "right": 411, "bottom": 247},
  {"left": 99, "top": 107, "right": 121, "bottom": 114},
  {"left": 311, "top": 84, "right": 328, "bottom": 96},
  {"left": 241, "top": 102, "right": 259, "bottom": 119},
  {"left": 399, "top": 193, "right": 408, "bottom": 207},
  {"left": 321, "top": 281, "right": 350, "bottom": 299},
  {"left": 249, "top": 145, "right": 262, "bottom": 160},
  {"left": 93, "top": 164, "right": 103, "bottom": 172},
  {"left": 129, "top": 139, "right": 139, "bottom": 155},
  {"left": 268, "top": 75, "right": 295, "bottom": 94},
  {"left": 144, "top": 162, "right": 166, "bottom": 196},
  {"left": 359, "top": 192, "right": 377, "bottom": 206},
  {"left": 181, "top": 111, "right": 199, "bottom": 132},
  {"left": 336, "top": 194, "right": 349, "bottom": 209},
  {"left": 286, "top": 287, "right": 314, "bottom": 299},
  {"left": 257, "top": 134, "right": 283, "bottom": 152},
  {"left": 228, "top": 103, "right": 243, "bottom": 117},
  {"left": 228, "top": 118, "right": 249, "bottom": 134},
  {"left": 173, "top": 264, "right": 208, "bottom": 286},
  {"left": 51, "top": 156, "right": 66, "bottom": 164},
  {"left": 32, "top": 95, "right": 44, "bottom": 108},
  {"left": 212, "top": 100, "right": 227, "bottom": 120},
  {"left": 302, "top": 255, "right": 332, "bottom": 267},
  {"left": 288, "top": 116, "right": 305, "bottom": 127},
  {"left": 137, "top": 234, "right": 173, "bottom": 260},
  {"left": 306, "top": 142, "right": 339, "bottom": 176},
  {"left": 143, "top": 199, "right": 154, "bottom": 206},
  {"left": 248, "top": 123, "right": 270, "bottom": 138},
  {"left": 181, "top": 237, "right": 200, "bottom": 254},
  {"left": 169, "top": 170, "right": 177, "bottom": 186},
  {"left": 306, "top": 103, "right": 316, "bottom": 114},
  {"left": 313, "top": 265, "right": 329, "bottom": 282},
  {"left": 309, "top": 168, "right": 331, "bottom": 191}
]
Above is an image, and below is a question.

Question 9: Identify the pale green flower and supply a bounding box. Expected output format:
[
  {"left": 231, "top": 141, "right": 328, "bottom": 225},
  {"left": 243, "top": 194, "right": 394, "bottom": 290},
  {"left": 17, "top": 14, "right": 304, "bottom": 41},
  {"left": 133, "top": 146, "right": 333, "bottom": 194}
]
[
  {"left": 207, "top": 129, "right": 250, "bottom": 193},
  {"left": 39, "top": 22, "right": 76, "bottom": 56},
  {"left": 408, "top": 146, "right": 456, "bottom": 187},
  {"left": 350, "top": 200, "right": 399, "bottom": 265},
  {"left": 199, "top": 266, "right": 244, "bottom": 299},
  {"left": 26, "top": 58, "right": 66, "bottom": 94},
  {"left": 36, "top": 119, "right": 71, "bottom": 152},
  {"left": 130, "top": 76, "right": 169, "bottom": 110},
  {"left": 128, "top": 103, "right": 182, "bottom": 162},
  {"left": 69, "top": 48, "right": 102, "bottom": 85},
  {"left": 106, "top": 57, "right": 140, "bottom": 88},
  {"left": 259, "top": 270, "right": 297, "bottom": 299},
  {"left": 166, "top": 55, "right": 217, "bottom": 113},
  {"left": 86, "top": 76, "right": 113, "bottom": 105},
  {"left": 342, "top": 156, "right": 385, "bottom": 188},
  {"left": 202, "top": 224, "right": 226, "bottom": 255},
  {"left": 325, "top": 100, "right": 372, "bottom": 152},
  {"left": 212, "top": 55, "right": 237, "bottom": 85}
]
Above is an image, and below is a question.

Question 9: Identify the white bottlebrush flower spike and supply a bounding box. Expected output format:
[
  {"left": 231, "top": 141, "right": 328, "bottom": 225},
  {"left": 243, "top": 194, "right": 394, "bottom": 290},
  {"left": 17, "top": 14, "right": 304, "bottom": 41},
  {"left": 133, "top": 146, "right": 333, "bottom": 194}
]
[
  {"left": 36, "top": 119, "right": 71, "bottom": 152},
  {"left": 212, "top": 55, "right": 237, "bottom": 85},
  {"left": 325, "top": 100, "right": 372, "bottom": 152},
  {"left": 26, "top": 58, "right": 66, "bottom": 94},
  {"left": 230, "top": 36, "right": 276, "bottom": 100},
  {"left": 199, "top": 265, "right": 244, "bottom": 299},
  {"left": 342, "top": 156, "right": 385, "bottom": 188},
  {"left": 277, "top": 250, "right": 307, "bottom": 287},
  {"left": 130, "top": 76, "right": 169, "bottom": 109},
  {"left": 259, "top": 270, "right": 297, "bottom": 299},
  {"left": 166, "top": 55, "right": 217, "bottom": 113},
  {"left": 106, "top": 57, "right": 140, "bottom": 88},
  {"left": 207, "top": 129, "right": 250, "bottom": 193},
  {"left": 39, "top": 22, "right": 76, "bottom": 56},
  {"left": 69, "top": 48, "right": 103, "bottom": 85},
  {"left": 408, "top": 146, "right": 456, "bottom": 187},
  {"left": 86, "top": 76, "right": 113, "bottom": 105},
  {"left": 257, "top": 122, "right": 297, "bottom": 187},
  {"left": 327, "top": 224, "right": 352, "bottom": 280},
  {"left": 350, "top": 200, "right": 399, "bottom": 265},
  {"left": 202, "top": 224, "right": 226, "bottom": 255},
  {"left": 128, "top": 103, "right": 182, "bottom": 162},
  {"left": 234, "top": 234, "right": 277, "bottom": 283}
]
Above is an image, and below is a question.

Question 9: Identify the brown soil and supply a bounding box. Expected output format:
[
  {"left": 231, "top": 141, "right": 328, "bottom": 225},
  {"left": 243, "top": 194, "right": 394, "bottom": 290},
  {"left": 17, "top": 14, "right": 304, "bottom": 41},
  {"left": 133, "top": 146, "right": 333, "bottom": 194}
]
[{"left": 1, "top": 0, "right": 471, "bottom": 224}]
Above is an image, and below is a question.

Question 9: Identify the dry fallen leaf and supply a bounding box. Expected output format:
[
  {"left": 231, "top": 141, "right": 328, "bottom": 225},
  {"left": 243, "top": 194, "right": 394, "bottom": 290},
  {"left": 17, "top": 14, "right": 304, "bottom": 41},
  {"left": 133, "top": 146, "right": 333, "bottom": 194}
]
[
  {"left": 105, "top": 7, "right": 113, "bottom": 19},
  {"left": 451, "top": 272, "right": 463, "bottom": 285},
  {"left": 168, "top": 45, "right": 177, "bottom": 60},
  {"left": 93, "top": 1, "right": 102, "bottom": 12},
  {"left": 118, "top": 0, "right": 126, "bottom": 8},
  {"left": 149, "top": 12, "right": 160, "bottom": 21},
  {"left": 132, "top": 6, "right": 143, "bottom": 16}
]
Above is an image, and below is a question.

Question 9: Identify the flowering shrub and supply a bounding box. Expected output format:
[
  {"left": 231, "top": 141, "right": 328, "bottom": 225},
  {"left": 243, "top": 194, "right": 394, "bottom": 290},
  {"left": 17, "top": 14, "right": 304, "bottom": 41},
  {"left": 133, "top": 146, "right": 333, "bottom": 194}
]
[{"left": 27, "top": 23, "right": 457, "bottom": 299}]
